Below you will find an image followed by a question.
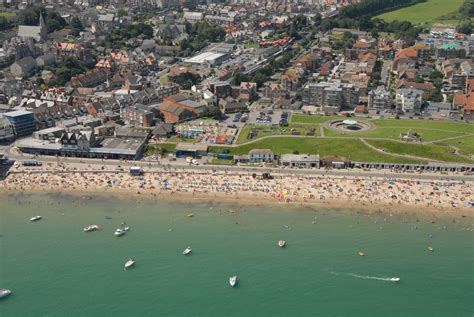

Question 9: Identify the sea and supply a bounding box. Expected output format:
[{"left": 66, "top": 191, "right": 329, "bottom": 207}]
[{"left": 0, "top": 192, "right": 472, "bottom": 317}]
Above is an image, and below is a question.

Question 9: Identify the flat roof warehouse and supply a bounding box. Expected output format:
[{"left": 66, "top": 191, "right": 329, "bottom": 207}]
[{"left": 184, "top": 52, "right": 228, "bottom": 65}]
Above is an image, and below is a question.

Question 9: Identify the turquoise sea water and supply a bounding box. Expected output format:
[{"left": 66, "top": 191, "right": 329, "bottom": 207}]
[{"left": 0, "top": 192, "right": 473, "bottom": 317}]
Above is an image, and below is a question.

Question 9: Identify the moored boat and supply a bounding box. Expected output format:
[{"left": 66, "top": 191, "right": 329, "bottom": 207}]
[
  {"left": 182, "top": 246, "right": 192, "bottom": 255},
  {"left": 124, "top": 258, "right": 135, "bottom": 269},
  {"left": 278, "top": 240, "right": 286, "bottom": 248},
  {"left": 30, "top": 216, "right": 42, "bottom": 222},
  {"left": 187, "top": 213, "right": 194, "bottom": 218},
  {"left": 114, "top": 228, "right": 126, "bottom": 237},
  {"left": 427, "top": 246, "right": 434, "bottom": 252},
  {"left": 0, "top": 288, "right": 11, "bottom": 298},
  {"left": 358, "top": 251, "right": 365, "bottom": 257},
  {"left": 229, "top": 276, "right": 237, "bottom": 287},
  {"left": 83, "top": 225, "right": 100, "bottom": 232}
]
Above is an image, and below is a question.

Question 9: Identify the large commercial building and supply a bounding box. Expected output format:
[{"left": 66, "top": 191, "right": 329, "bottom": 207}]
[
  {"left": 184, "top": 52, "right": 229, "bottom": 66},
  {"left": 2, "top": 110, "right": 36, "bottom": 137},
  {"left": 0, "top": 118, "right": 15, "bottom": 143}
]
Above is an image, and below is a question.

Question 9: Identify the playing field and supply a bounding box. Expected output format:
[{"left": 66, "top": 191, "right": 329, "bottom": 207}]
[
  {"left": 210, "top": 138, "right": 425, "bottom": 164},
  {"left": 375, "top": 0, "right": 465, "bottom": 24}
]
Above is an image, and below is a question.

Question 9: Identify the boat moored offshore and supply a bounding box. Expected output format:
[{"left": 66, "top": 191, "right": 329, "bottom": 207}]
[
  {"left": 124, "top": 258, "right": 135, "bottom": 269},
  {"left": 182, "top": 246, "right": 192, "bottom": 255},
  {"left": 0, "top": 288, "right": 12, "bottom": 298},
  {"left": 114, "top": 228, "right": 126, "bottom": 237},
  {"left": 30, "top": 216, "right": 42, "bottom": 222},
  {"left": 229, "top": 276, "right": 237, "bottom": 287},
  {"left": 278, "top": 240, "right": 286, "bottom": 248},
  {"left": 83, "top": 225, "right": 100, "bottom": 232}
]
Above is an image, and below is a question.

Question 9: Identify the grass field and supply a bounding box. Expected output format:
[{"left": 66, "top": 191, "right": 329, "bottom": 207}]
[
  {"left": 291, "top": 114, "right": 339, "bottom": 124},
  {"left": 367, "top": 140, "right": 472, "bottom": 163},
  {"left": 375, "top": 0, "right": 465, "bottom": 24},
  {"left": 210, "top": 138, "right": 424, "bottom": 164},
  {"left": 323, "top": 126, "right": 469, "bottom": 142},
  {"left": 0, "top": 11, "right": 14, "bottom": 18},
  {"left": 145, "top": 143, "right": 176, "bottom": 156},
  {"left": 236, "top": 124, "right": 319, "bottom": 144},
  {"left": 441, "top": 135, "right": 474, "bottom": 157}
]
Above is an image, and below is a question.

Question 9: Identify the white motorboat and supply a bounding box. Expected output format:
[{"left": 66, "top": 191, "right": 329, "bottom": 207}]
[
  {"left": 83, "top": 225, "right": 100, "bottom": 232},
  {"left": 278, "top": 240, "right": 286, "bottom": 248},
  {"left": 390, "top": 277, "right": 400, "bottom": 282},
  {"left": 114, "top": 228, "right": 126, "bottom": 237},
  {"left": 30, "top": 216, "right": 42, "bottom": 222},
  {"left": 182, "top": 246, "right": 192, "bottom": 255},
  {"left": 123, "top": 226, "right": 130, "bottom": 231},
  {"left": 124, "top": 258, "right": 135, "bottom": 269},
  {"left": 0, "top": 288, "right": 11, "bottom": 298},
  {"left": 229, "top": 276, "right": 237, "bottom": 287}
]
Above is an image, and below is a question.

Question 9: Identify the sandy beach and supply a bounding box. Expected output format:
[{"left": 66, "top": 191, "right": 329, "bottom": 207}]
[{"left": 1, "top": 164, "right": 473, "bottom": 214}]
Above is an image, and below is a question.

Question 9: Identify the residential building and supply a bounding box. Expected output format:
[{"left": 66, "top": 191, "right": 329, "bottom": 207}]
[
  {"left": 302, "top": 82, "right": 359, "bottom": 112},
  {"left": 10, "top": 56, "right": 37, "bottom": 77},
  {"left": 368, "top": 86, "right": 392, "bottom": 110},
  {"left": 0, "top": 117, "right": 15, "bottom": 143},
  {"left": 121, "top": 105, "right": 155, "bottom": 127},
  {"left": 395, "top": 89, "right": 423, "bottom": 114},
  {"left": 249, "top": 149, "right": 274, "bottom": 163},
  {"left": 239, "top": 82, "right": 257, "bottom": 101}
]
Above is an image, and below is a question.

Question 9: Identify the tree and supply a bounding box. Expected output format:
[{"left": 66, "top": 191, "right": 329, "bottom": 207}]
[
  {"left": 456, "top": 20, "right": 472, "bottom": 35},
  {"left": 70, "top": 16, "right": 83, "bottom": 36}
]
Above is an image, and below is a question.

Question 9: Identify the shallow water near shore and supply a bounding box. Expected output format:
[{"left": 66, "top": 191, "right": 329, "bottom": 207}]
[{"left": 0, "top": 192, "right": 473, "bottom": 317}]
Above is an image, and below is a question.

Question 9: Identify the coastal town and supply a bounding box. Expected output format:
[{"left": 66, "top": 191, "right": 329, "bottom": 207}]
[
  {"left": 0, "top": 0, "right": 474, "bottom": 314},
  {"left": 0, "top": 0, "right": 473, "bottom": 202}
]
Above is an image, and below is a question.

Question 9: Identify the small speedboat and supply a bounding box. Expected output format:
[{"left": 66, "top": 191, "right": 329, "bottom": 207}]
[
  {"left": 30, "top": 216, "right": 42, "bottom": 222},
  {"left": 83, "top": 225, "right": 100, "bottom": 232},
  {"left": 390, "top": 277, "right": 400, "bottom": 282},
  {"left": 187, "top": 213, "right": 194, "bottom": 218},
  {"left": 229, "top": 276, "right": 237, "bottom": 287},
  {"left": 124, "top": 258, "right": 135, "bottom": 269},
  {"left": 114, "top": 228, "right": 126, "bottom": 237},
  {"left": 0, "top": 288, "right": 11, "bottom": 298},
  {"left": 278, "top": 240, "right": 286, "bottom": 248},
  {"left": 358, "top": 251, "right": 365, "bottom": 257},
  {"left": 182, "top": 246, "right": 192, "bottom": 255},
  {"left": 427, "top": 246, "right": 434, "bottom": 252}
]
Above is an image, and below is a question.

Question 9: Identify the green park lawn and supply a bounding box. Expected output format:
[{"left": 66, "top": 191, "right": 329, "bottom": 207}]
[
  {"left": 236, "top": 124, "right": 319, "bottom": 144},
  {"left": 443, "top": 135, "right": 474, "bottom": 157},
  {"left": 0, "top": 11, "right": 14, "bottom": 17},
  {"left": 324, "top": 119, "right": 473, "bottom": 142},
  {"left": 291, "top": 114, "right": 339, "bottom": 124},
  {"left": 145, "top": 143, "right": 176, "bottom": 156},
  {"left": 375, "top": 0, "right": 465, "bottom": 24},
  {"left": 367, "top": 140, "right": 472, "bottom": 164},
  {"left": 210, "top": 138, "right": 424, "bottom": 164}
]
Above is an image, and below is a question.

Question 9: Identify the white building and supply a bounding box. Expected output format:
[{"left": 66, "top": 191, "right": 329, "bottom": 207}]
[{"left": 396, "top": 88, "right": 423, "bottom": 114}]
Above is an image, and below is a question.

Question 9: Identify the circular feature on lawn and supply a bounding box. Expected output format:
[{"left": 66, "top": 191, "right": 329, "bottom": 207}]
[{"left": 325, "top": 119, "right": 375, "bottom": 133}]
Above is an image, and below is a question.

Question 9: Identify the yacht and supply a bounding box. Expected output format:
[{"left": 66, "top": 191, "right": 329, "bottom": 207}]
[
  {"left": 278, "top": 240, "right": 286, "bottom": 248},
  {"left": 390, "top": 277, "right": 400, "bottom": 282},
  {"left": 124, "top": 258, "right": 135, "bottom": 269},
  {"left": 83, "top": 225, "right": 100, "bottom": 232},
  {"left": 30, "top": 216, "right": 42, "bottom": 222},
  {"left": 427, "top": 246, "right": 434, "bottom": 252},
  {"left": 358, "top": 251, "right": 365, "bottom": 257},
  {"left": 114, "top": 228, "right": 126, "bottom": 237},
  {"left": 182, "top": 246, "right": 192, "bottom": 255},
  {"left": 229, "top": 276, "right": 237, "bottom": 287},
  {"left": 0, "top": 288, "right": 11, "bottom": 298},
  {"left": 187, "top": 213, "right": 194, "bottom": 218}
]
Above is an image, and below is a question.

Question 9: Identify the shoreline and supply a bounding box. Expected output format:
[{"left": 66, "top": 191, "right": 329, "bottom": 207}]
[{"left": 1, "top": 169, "right": 473, "bottom": 215}]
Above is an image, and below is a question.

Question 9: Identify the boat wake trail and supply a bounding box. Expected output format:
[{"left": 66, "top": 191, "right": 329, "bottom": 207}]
[{"left": 325, "top": 269, "right": 394, "bottom": 282}]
